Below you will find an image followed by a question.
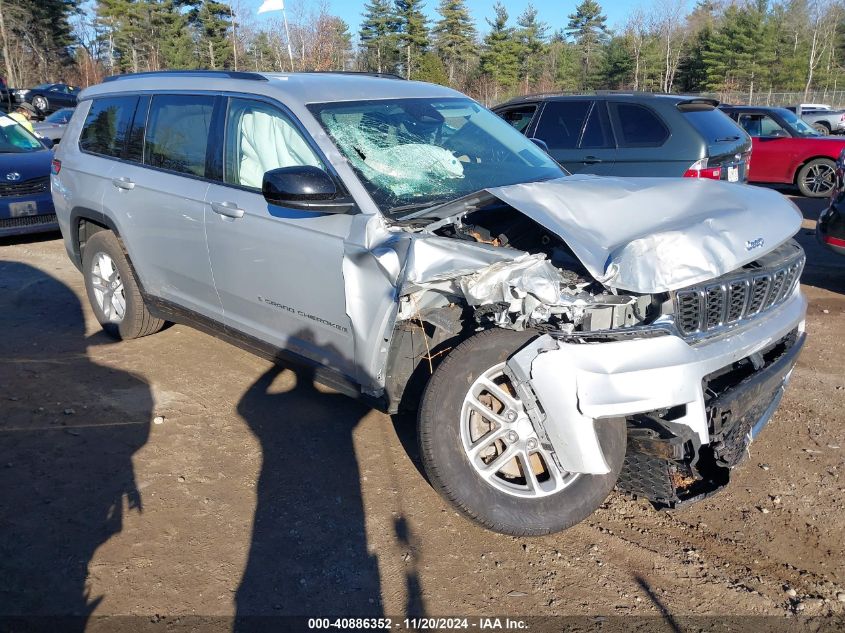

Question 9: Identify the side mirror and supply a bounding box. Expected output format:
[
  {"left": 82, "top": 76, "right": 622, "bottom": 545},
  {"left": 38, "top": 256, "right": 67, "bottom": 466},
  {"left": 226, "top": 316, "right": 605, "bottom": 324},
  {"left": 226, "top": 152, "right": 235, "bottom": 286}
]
[
  {"left": 40, "top": 137, "right": 54, "bottom": 149},
  {"left": 262, "top": 165, "right": 354, "bottom": 213},
  {"left": 529, "top": 137, "right": 549, "bottom": 152}
]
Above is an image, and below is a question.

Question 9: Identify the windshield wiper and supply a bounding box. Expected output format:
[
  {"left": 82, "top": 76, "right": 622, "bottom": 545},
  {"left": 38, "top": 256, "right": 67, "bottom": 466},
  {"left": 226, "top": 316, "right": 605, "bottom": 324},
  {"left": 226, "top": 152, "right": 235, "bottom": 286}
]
[
  {"left": 388, "top": 201, "right": 440, "bottom": 214},
  {"left": 714, "top": 135, "right": 741, "bottom": 142}
]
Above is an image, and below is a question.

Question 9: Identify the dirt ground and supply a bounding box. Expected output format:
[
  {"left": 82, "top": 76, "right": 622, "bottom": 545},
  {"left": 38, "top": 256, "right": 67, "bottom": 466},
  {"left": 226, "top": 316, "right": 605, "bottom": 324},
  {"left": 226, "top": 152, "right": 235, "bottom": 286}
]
[{"left": 0, "top": 193, "right": 844, "bottom": 628}]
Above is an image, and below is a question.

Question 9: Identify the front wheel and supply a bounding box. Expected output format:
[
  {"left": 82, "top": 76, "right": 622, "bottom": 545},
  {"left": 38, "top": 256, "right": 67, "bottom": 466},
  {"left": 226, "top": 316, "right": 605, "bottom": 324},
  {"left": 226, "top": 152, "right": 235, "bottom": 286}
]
[
  {"left": 797, "top": 158, "right": 837, "bottom": 197},
  {"left": 418, "top": 328, "right": 626, "bottom": 536}
]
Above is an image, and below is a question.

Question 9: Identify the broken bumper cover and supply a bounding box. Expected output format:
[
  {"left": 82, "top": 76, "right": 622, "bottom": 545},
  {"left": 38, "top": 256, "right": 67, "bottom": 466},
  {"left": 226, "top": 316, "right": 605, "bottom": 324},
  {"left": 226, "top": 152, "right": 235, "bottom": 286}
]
[{"left": 506, "top": 289, "right": 807, "bottom": 475}]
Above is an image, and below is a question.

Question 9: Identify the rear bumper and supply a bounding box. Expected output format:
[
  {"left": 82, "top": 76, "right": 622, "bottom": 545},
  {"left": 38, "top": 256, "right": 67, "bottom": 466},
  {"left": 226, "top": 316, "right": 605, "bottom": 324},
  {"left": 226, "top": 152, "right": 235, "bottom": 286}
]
[{"left": 506, "top": 288, "right": 807, "bottom": 475}]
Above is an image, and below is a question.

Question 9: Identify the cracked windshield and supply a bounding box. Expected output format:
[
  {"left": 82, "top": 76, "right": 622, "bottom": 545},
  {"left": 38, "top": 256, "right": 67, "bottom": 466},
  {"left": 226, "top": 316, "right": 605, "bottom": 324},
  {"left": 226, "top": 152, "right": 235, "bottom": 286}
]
[{"left": 309, "top": 98, "right": 563, "bottom": 215}]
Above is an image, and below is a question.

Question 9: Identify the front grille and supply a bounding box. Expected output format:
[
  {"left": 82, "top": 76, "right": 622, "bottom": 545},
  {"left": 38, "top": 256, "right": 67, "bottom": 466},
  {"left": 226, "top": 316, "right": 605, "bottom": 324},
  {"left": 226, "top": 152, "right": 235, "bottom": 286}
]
[
  {"left": 0, "top": 176, "right": 49, "bottom": 198},
  {"left": 0, "top": 213, "right": 57, "bottom": 229},
  {"left": 674, "top": 242, "right": 805, "bottom": 337}
]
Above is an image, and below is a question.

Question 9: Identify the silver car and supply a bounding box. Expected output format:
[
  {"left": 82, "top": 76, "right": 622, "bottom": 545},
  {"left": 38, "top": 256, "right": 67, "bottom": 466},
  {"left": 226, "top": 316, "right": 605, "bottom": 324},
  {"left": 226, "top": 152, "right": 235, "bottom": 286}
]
[
  {"left": 32, "top": 107, "right": 74, "bottom": 144},
  {"left": 52, "top": 71, "right": 807, "bottom": 535}
]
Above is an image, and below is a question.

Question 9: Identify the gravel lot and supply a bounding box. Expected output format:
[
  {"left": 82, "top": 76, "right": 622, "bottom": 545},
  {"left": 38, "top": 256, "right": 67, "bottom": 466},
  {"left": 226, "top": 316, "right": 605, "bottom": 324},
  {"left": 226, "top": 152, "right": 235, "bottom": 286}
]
[{"left": 0, "top": 193, "right": 843, "bottom": 628}]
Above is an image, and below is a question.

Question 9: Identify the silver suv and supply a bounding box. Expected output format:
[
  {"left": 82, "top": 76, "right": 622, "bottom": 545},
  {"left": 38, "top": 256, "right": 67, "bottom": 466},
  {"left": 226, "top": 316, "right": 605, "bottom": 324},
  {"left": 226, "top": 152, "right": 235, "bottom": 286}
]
[{"left": 52, "top": 71, "right": 807, "bottom": 535}]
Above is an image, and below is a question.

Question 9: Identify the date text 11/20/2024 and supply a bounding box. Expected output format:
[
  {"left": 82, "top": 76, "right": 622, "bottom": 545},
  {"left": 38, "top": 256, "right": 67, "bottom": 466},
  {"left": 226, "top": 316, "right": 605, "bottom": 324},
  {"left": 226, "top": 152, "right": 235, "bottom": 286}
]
[{"left": 307, "top": 618, "right": 528, "bottom": 630}]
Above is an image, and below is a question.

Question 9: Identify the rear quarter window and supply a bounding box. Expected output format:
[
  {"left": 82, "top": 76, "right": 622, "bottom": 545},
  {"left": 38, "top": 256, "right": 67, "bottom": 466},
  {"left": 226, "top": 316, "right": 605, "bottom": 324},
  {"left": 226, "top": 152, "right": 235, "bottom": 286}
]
[
  {"left": 609, "top": 102, "right": 669, "bottom": 148},
  {"left": 683, "top": 109, "right": 746, "bottom": 143},
  {"left": 79, "top": 96, "right": 138, "bottom": 157}
]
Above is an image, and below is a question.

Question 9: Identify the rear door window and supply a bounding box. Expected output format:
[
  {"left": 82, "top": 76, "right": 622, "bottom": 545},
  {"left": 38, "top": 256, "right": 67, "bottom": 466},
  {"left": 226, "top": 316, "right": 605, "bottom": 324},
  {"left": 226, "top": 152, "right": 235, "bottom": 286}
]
[
  {"left": 579, "top": 102, "right": 614, "bottom": 149},
  {"left": 534, "top": 100, "right": 592, "bottom": 150},
  {"left": 497, "top": 105, "right": 537, "bottom": 134},
  {"left": 144, "top": 94, "right": 215, "bottom": 177},
  {"left": 79, "top": 96, "right": 138, "bottom": 157},
  {"left": 609, "top": 102, "right": 670, "bottom": 147}
]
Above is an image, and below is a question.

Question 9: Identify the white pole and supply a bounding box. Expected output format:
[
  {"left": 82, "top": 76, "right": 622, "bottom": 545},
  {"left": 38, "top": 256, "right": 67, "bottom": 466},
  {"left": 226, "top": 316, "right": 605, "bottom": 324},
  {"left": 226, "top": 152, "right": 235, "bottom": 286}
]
[{"left": 282, "top": 8, "right": 294, "bottom": 72}]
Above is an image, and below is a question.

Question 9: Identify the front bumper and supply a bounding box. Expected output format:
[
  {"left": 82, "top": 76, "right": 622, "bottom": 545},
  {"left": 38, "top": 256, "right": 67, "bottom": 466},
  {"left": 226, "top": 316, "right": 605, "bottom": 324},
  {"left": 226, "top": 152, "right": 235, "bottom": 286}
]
[
  {"left": 506, "top": 288, "right": 807, "bottom": 475},
  {"left": 817, "top": 201, "right": 845, "bottom": 255},
  {"left": 0, "top": 191, "right": 57, "bottom": 238}
]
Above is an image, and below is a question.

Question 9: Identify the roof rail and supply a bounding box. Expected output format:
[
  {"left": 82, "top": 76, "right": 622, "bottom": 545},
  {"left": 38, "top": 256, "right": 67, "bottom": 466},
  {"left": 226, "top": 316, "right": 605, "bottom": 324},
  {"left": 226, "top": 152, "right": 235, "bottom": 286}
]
[
  {"left": 302, "top": 71, "right": 406, "bottom": 80},
  {"left": 103, "top": 70, "right": 268, "bottom": 82}
]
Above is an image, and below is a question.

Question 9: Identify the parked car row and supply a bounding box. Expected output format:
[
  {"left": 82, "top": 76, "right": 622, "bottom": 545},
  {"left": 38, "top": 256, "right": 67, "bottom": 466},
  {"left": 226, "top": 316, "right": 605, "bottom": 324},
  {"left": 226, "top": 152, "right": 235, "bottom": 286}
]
[{"left": 43, "top": 70, "right": 808, "bottom": 537}]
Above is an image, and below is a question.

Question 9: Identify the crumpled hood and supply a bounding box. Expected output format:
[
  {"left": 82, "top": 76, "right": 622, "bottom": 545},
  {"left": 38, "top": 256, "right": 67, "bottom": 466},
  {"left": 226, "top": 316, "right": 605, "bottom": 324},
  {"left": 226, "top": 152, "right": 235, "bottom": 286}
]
[{"left": 487, "top": 175, "right": 803, "bottom": 293}]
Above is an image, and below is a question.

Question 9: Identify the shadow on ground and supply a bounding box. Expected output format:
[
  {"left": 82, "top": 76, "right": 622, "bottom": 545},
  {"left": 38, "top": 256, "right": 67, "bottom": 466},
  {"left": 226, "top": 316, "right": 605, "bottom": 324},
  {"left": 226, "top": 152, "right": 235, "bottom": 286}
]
[
  {"left": 0, "top": 261, "right": 152, "bottom": 631},
  {"left": 234, "top": 360, "right": 394, "bottom": 624}
]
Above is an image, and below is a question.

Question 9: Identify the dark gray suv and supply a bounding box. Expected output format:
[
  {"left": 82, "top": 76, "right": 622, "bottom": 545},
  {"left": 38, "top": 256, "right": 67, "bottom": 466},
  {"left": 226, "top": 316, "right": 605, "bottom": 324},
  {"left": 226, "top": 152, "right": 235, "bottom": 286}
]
[{"left": 494, "top": 93, "right": 751, "bottom": 182}]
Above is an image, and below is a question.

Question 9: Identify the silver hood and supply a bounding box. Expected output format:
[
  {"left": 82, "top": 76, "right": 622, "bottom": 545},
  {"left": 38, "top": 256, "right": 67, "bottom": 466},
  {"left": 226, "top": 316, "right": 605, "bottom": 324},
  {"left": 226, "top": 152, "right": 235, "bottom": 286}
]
[{"left": 485, "top": 175, "right": 803, "bottom": 293}]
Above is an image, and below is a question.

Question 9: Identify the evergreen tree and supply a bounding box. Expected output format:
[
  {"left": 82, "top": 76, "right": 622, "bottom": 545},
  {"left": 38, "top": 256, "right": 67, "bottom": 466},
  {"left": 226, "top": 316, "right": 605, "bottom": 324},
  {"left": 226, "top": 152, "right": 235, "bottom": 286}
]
[
  {"left": 184, "top": 0, "right": 233, "bottom": 70},
  {"left": 515, "top": 3, "right": 548, "bottom": 89},
  {"left": 600, "top": 35, "right": 634, "bottom": 88},
  {"left": 394, "top": 0, "right": 429, "bottom": 79},
  {"left": 566, "top": 0, "right": 610, "bottom": 89},
  {"left": 479, "top": 2, "right": 520, "bottom": 88},
  {"left": 359, "top": 0, "right": 399, "bottom": 73},
  {"left": 432, "top": 0, "right": 476, "bottom": 84},
  {"left": 415, "top": 51, "right": 448, "bottom": 83}
]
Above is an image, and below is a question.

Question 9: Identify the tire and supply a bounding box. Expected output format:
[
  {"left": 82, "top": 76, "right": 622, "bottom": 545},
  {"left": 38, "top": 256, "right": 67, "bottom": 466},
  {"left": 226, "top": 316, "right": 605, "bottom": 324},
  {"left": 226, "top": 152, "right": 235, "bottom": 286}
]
[
  {"left": 797, "top": 158, "right": 837, "bottom": 197},
  {"left": 82, "top": 231, "right": 164, "bottom": 340},
  {"left": 812, "top": 122, "right": 830, "bottom": 136},
  {"left": 31, "top": 95, "right": 48, "bottom": 114},
  {"left": 418, "top": 328, "right": 626, "bottom": 536}
]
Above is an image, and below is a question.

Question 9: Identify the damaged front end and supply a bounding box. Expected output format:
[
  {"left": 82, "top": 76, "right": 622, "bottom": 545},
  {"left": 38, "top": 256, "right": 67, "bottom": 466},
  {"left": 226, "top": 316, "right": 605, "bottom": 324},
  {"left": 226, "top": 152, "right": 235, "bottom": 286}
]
[{"left": 383, "top": 176, "right": 807, "bottom": 507}]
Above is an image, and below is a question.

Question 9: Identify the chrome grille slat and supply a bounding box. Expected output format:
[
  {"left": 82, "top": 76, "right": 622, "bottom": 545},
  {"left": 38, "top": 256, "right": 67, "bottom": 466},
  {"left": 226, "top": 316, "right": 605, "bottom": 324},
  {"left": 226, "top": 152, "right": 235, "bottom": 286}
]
[{"left": 673, "top": 247, "right": 805, "bottom": 339}]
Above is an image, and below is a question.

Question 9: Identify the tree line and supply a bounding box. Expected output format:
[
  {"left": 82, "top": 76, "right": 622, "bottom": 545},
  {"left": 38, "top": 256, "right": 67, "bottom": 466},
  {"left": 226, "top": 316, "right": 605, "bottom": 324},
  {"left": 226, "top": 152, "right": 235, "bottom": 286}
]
[{"left": 1, "top": 0, "right": 844, "bottom": 105}]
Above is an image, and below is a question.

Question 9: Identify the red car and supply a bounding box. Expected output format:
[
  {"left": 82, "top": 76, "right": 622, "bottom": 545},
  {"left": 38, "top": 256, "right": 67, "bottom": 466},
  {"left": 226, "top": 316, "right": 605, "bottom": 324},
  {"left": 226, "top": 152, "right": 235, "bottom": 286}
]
[{"left": 721, "top": 105, "right": 845, "bottom": 197}]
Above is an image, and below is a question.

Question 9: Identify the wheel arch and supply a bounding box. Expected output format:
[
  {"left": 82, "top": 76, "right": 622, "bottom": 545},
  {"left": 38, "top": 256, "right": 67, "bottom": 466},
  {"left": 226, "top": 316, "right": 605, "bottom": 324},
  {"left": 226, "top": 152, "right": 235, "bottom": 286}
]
[{"left": 792, "top": 154, "right": 838, "bottom": 185}]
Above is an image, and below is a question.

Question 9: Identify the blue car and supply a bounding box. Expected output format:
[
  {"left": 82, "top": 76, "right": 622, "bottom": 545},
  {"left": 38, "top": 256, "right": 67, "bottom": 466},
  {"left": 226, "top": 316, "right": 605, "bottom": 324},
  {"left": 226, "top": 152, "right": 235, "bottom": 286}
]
[{"left": 0, "top": 114, "right": 57, "bottom": 237}]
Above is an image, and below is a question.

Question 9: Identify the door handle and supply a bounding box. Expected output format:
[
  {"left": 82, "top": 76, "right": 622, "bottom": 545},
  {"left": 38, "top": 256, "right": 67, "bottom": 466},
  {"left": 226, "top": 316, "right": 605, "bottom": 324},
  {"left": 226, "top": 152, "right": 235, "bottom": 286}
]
[
  {"left": 210, "top": 201, "right": 245, "bottom": 219},
  {"left": 583, "top": 156, "right": 603, "bottom": 164},
  {"left": 111, "top": 176, "right": 135, "bottom": 190}
]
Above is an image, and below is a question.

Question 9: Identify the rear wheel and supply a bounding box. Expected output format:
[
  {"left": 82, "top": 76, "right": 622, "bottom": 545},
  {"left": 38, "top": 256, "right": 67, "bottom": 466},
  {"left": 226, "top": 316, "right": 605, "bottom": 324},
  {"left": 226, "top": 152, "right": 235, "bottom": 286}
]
[
  {"left": 812, "top": 122, "right": 831, "bottom": 136},
  {"left": 31, "top": 95, "right": 48, "bottom": 114},
  {"left": 797, "top": 158, "right": 837, "bottom": 197},
  {"left": 82, "top": 231, "right": 164, "bottom": 340},
  {"left": 418, "top": 328, "right": 626, "bottom": 536}
]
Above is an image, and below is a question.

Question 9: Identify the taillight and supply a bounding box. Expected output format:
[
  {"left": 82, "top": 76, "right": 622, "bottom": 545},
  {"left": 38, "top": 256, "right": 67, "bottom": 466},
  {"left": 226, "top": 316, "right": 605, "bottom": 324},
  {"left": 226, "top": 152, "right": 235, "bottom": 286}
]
[
  {"left": 825, "top": 234, "right": 845, "bottom": 248},
  {"left": 51, "top": 159, "right": 61, "bottom": 175},
  {"left": 683, "top": 158, "right": 721, "bottom": 179}
]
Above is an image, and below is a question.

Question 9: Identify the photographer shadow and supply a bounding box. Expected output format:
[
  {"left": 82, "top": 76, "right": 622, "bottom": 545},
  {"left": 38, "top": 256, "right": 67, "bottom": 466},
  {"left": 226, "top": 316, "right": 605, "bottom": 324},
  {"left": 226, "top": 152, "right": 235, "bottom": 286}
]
[
  {"left": 0, "top": 261, "right": 152, "bottom": 630},
  {"left": 234, "top": 352, "right": 390, "bottom": 624}
]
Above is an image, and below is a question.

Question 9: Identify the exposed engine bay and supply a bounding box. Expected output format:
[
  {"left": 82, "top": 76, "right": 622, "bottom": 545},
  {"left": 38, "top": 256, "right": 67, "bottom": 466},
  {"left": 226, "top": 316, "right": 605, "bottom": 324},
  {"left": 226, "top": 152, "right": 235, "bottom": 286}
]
[{"left": 392, "top": 201, "right": 664, "bottom": 336}]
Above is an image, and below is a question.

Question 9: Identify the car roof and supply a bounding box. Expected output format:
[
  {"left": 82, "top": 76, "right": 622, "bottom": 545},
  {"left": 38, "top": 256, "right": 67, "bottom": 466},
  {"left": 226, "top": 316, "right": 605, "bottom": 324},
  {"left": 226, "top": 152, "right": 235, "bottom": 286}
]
[
  {"left": 80, "top": 71, "right": 463, "bottom": 105},
  {"left": 495, "top": 92, "right": 714, "bottom": 108}
]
